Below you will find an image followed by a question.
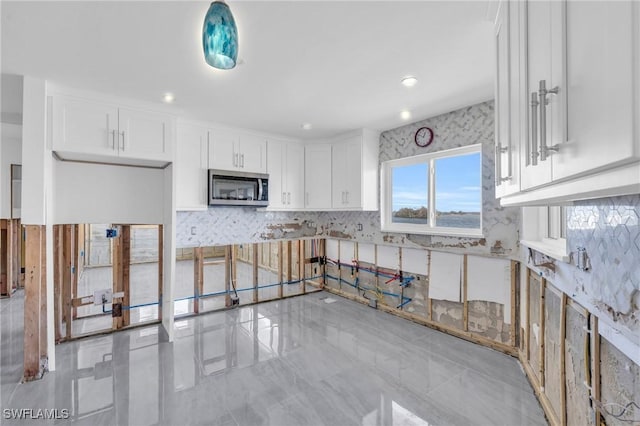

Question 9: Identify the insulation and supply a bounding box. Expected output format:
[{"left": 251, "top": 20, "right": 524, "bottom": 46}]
[
  {"left": 600, "top": 337, "right": 640, "bottom": 426},
  {"left": 544, "top": 287, "right": 562, "bottom": 419},
  {"left": 564, "top": 304, "right": 593, "bottom": 426},
  {"left": 429, "top": 251, "right": 461, "bottom": 302}
]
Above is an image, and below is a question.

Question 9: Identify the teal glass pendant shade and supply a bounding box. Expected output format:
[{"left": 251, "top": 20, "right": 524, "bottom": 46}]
[{"left": 202, "top": 1, "right": 238, "bottom": 70}]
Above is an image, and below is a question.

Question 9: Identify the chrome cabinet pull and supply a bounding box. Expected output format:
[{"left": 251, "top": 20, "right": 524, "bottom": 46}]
[
  {"left": 111, "top": 130, "right": 116, "bottom": 150},
  {"left": 287, "top": 192, "right": 291, "bottom": 205},
  {"left": 241, "top": 154, "right": 245, "bottom": 168},
  {"left": 495, "top": 144, "right": 510, "bottom": 185},
  {"left": 234, "top": 153, "right": 238, "bottom": 167},
  {"left": 120, "top": 131, "right": 125, "bottom": 151},
  {"left": 530, "top": 91, "right": 539, "bottom": 166},
  {"left": 538, "top": 80, "right": 560, "bottom": 161},
  {"left": 346, "top": 191, "right": 349, "bottom": 204},
  {"left": 282, "top": 192, "right": 285, "bottom": 205}
]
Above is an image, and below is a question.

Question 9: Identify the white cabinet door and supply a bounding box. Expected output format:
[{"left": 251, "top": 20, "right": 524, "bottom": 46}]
[
  {"left": 267, "top": 139, "right": 285, "bottom": 208},
  {"left": 208, "top": 128, "right": 238, "bottom": 171},
  {"left": 304, "top": 144, "right": 332, "bottom": 209},
  {"left": 332, "top": 137, "right": 363, "bottom": 209},
  {"left": 239, "top": 133, "right": 267, "bottom": 173},
  {"left": 52, "top": 95, "right": 118, "bottom": 156},
  {"left": 494, "top": 1, "right": 524, "bottom": 198},
  {"left": 520, "top": 0, "right": 559, "bottom": 190},
  {"left": 555, "top": 0, "right": 639, "bottom": 181},
  {"left": 285, "top": 142, "right": 305, "bottom": 209},
  {"left": 331, "top": 142, "right": 349, "bottom": 207},
  {"left": 344, "top": 138, "right": 363, "bottom": 208},
  {"left": 176, "top": 123, "right": 208, "bottom": 210},
  {"left": 118, "top": 108, "right": 173, "bottom": 161}
]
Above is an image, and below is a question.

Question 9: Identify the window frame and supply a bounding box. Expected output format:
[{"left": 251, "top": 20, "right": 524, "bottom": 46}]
[{"left": 380, "top": 143, "right": 484, "bottom": 237}]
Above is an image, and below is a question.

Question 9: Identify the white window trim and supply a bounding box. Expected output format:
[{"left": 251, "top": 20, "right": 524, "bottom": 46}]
[
  {"left": 380, "top": 144, "right": 484, "bottom": 238},
  {"left": 521, "top": 205, "right": 569, "bottom": 262}
]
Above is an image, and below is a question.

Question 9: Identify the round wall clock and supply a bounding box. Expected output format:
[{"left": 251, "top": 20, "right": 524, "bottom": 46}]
[{"left": 414, "top": 127, "right": 434, "bottom": 147}]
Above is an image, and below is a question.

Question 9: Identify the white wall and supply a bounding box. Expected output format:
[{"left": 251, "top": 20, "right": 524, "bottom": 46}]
[
  {"left": 0, "top": 124, "right": 22, "bottom": 218},
  {"left": 53, "top": 160, "right": 164, "bottom": 224}
]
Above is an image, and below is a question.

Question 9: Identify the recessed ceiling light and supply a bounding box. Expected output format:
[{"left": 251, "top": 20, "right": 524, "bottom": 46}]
[
  {"left": 401, "top": 76, "right": 418, "bottom": 87},
  {"left": 163, "top": 93, "right": 175, "bottom": 103},
  {"left": 400, "top": 110, "right": 411, "bottom": 121},
  {"left": 301, "top": 123, "right": 312, "bottom": 130}
]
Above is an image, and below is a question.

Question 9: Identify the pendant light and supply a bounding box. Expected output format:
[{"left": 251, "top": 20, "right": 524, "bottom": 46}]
[{"left": 202, "top": 1, "right": 238, "bottom": 70}]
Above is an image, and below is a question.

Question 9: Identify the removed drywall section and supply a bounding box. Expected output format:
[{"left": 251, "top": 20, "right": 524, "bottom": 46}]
[
  {"left": 599, "top": 337, "right": 640, "bottom": 426},
  {"left": 467, "top": 301, "right": 509, "bottom": 344},
  {"left": 528, "top": 274, "right": 543, "bottom": 385},
  {"left": 565, "top": 303, "right": 593, "bottom": 426}
]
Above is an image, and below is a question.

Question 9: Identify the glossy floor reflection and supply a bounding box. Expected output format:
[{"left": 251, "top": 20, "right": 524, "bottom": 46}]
[{"left": 2, "top": 291, "right": 547, "bottom": 425}]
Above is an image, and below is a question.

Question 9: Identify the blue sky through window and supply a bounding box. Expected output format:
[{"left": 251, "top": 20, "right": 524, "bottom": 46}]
[
  {"left": 391, "top": 152, "right": 481, "bottom": 213},
  {"left": 435, "top": 152, "right": 481, "bottom": 213}
]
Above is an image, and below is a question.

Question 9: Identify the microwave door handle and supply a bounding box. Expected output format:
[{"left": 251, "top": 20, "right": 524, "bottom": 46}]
[{"left": 258, "top": 179, "right": 263, "bottom": 201}]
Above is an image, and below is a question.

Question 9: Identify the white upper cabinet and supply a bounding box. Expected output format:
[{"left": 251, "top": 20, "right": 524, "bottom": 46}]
[
  {"left": 304, "top": 144, "right": 332, "bottom": 209},
  {"left": 52, "top": 94, "right": 174, "bottom": 165},
  {"left": 176, "top": 122, "right": 208, "bottom": 210},
  {"left": 208, "top": 129, "right": 266, "bottom": 174},
  {"left": 331, "top": 130, "right": 379, "bottom": 210},
  {"left": 497, "top": 0, "right": 640, "bottom": 205},
  {"left": 267, "top": 139, "right": 304, "bottom": 209},
  {"left": 494, "top": 0, "right": 523, "bottom": 198}
]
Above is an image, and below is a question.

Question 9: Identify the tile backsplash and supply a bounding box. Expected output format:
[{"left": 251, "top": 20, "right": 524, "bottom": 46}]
[{"left": 532, "top": 194, "right": 640, "bottom": 347}]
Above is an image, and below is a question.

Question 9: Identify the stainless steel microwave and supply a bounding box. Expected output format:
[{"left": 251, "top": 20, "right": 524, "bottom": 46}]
[{"left": 208, "top": 169, "right": 269, "bottom": 207}]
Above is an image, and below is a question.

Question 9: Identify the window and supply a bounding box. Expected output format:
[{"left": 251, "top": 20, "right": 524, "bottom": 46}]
[{"left": 381, "top": 144, "right": 483, "bottom": 237}]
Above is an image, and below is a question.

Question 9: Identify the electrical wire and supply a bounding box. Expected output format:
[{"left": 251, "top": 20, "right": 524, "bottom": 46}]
[{"left": 592, "top": 399, "right": 640, "bottom": 423}]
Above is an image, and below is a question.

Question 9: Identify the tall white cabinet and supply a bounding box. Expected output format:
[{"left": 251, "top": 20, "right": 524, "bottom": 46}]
[
  {"left": 175, "top": 122, "right": 209, "bottom": 210},
  {"left": 267, "top": 139, "right": 304, "bottom": 209},
  {"left": 494, "top": 0, "right": 640, "bottom": 206}
]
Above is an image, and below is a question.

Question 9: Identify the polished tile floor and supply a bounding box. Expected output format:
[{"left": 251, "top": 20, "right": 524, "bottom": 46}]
[{"left": 1, "top": 290, "right": 547, "bottom": 425}]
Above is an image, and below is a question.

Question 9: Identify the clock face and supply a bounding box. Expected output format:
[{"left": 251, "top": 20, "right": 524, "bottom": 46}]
[{"left": 415, "top": 127, "right": 434, "bottom": 147}]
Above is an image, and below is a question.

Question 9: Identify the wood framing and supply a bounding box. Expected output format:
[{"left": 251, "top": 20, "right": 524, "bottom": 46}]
[
  {"left": 63, "top": 225, "right": 72, "bottom": 339},
  {"left": 194, "top": 247, "right": 203, "bottom": 314},
  {"left": 253, "top": 243, "right": 258, "bottom": 303},
  {"left": 560, "top": 292, "right": 567, "bottom": 426},
  {"left": 53, "top": 225, "right": 62, "bottom": 342},
  {"left": 158, "top": 225, "right": 163, "bottom": 320},
  {"left": 590, "top": 314, "right": 601, "bottom": 425},
  {"left": 540, "top": 276, "right": 546, "bottom": 388},
  {"left": 300, "top": 240, "right": 305, "bottom": 294},
  {"left": 426, "top": 249, "right": 432, "bottom": 321},
  {"left": 278, "top": 241, "right": 283, "bottom": 298},
  {"left": 463, "top": 254, "right": 468, "bottom": 331},
  {"left": 39, "top": 229, "right": 47, "bottom": 358},
  {"left": 71, "top": 224, "right": 79, "bottom": 319},
  {"left": 510, "top": 260, "right": 517, "bottom": 347},
  {"left": 224, "top": 245, "right": 231, "bottom": 307},
  {"left": 23, "top": 225, "right": 45, "bottom": 380}
]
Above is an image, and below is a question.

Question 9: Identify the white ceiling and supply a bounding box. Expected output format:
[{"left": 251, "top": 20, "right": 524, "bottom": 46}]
[{"left": 1, "top": 1, "right": 495, "bottom": 139}]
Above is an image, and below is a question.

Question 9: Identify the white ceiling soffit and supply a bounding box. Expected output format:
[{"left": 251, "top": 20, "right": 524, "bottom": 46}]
[{"left": 1, "top": 1, "right": 494, "bottom": 139}]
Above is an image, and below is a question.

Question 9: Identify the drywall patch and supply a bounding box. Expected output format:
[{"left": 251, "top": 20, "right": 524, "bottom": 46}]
[
  {"left": 431, "top": 299, "right": 464, "bottom": 330},
  {"left": 565, "top": 305, "right": 593, "bottom": 426},
  {"left": 599, "top": 337, "right": 640, "bottom": 425},
  {"left": 544, "top": 287, "right": 562, "bottom": 420},
  {"left": 467, "top": 300, "right": 509, "bottom": 343}
]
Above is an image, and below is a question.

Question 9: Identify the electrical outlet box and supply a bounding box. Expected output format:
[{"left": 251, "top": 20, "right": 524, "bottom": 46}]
[
  {"left": 230, "top": 295, "right": 239, "bottom": 306},
  {"left": 106, "top": 228, "right": 118, "bottom": 238}
]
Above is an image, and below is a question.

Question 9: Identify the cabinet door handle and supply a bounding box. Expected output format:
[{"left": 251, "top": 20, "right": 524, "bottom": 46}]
[
  {"left": 240, "top": 154, "right": 245, "bottom": 168},
  {"left": 346, "top": 191, "right": 349, "bottom": 204},
  {"left": 282, "top": 192, "right": 285, "bottom": 205},
  {"left": 538, "top": 79, "right": 560, "bottom": 161},
  {"left": 120, "top": 131, "right": 125, "bottom": 151},
  {"left": 234, "top": 153, "right": 238, "bottom": 167},
  {"left": 495, "top": 143, "right": 510, "bottom": 185},
  {"left": 530, "top": 91, "right": 539, "bottom": 166},
  {"left": 287, "top": 192, "right": 291, "bottom": 205},
  {"left": 111, "top": 130, "right": 116, "bottom": 150}
]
